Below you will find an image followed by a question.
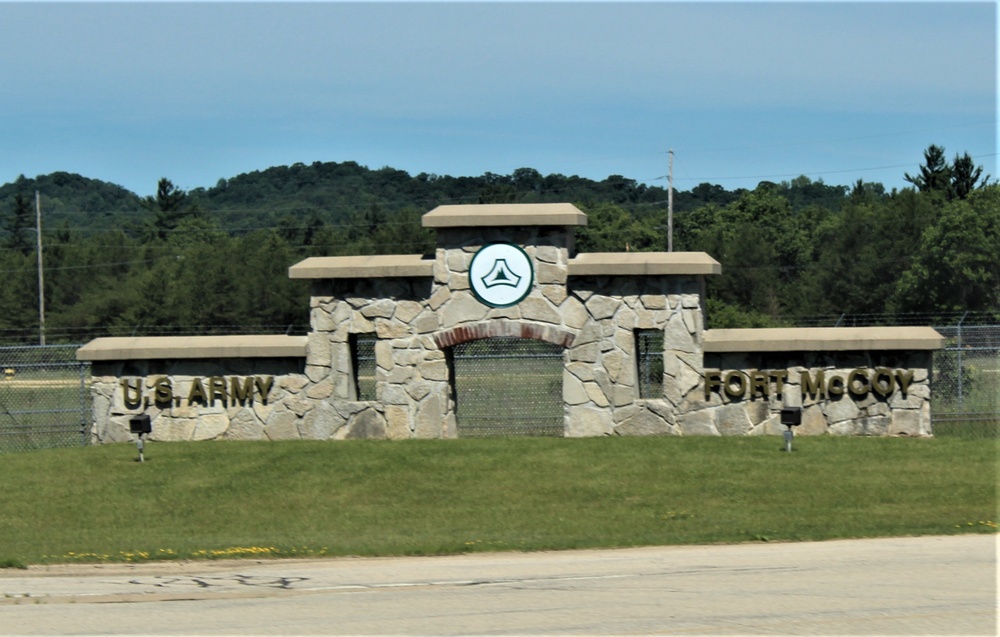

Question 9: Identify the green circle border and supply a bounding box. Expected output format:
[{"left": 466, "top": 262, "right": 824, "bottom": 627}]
[{"left": 468, "top": 243, "right": 534, "bottom": 308}]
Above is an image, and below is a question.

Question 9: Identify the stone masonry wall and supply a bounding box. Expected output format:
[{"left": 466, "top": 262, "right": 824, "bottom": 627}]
[
  {"left": 90, "top": 358, "right": 388, "bottom": 443},
  {"left": 301, "top": 224, "right": 708, "bottom": 439},
  {"left": 696, "top": 351, "right": 934, "bottom": 436},
  {"left": 87, "top": 222, "right": 936, "bottom": 441}
]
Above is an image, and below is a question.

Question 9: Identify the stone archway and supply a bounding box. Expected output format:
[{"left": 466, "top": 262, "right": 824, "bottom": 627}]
[{"left": 448, "top": 336, "right": 566, "bottom": 437}]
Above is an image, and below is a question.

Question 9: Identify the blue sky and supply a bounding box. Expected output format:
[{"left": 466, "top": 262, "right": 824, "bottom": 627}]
[{"left": 1, "top": 1, "right": 995, "bottom": 198}]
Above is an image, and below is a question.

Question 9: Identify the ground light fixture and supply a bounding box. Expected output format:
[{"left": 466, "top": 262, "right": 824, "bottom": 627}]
[
  {"left": 780, "top": 407, "right": 802, "bottom": 452},
  {"left": 129, "top": 414, "right": 152, "bottom": 462}
]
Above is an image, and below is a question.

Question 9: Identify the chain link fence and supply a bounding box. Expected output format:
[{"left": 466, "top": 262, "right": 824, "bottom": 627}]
[
  {"left": 789, "top": 313, "right": 999, "bottom": 438},
  {"left": 452, "top": 338, "right": 564, "bottom": 437},
  {"left": 0, "top": 344, "right": 91, "bottom": 452},
  {"left": 930, "top": 322, "right": 999, "bottom": 439},
  {"left": 3, "top": 315, "right": 996, "bottom": 449}
]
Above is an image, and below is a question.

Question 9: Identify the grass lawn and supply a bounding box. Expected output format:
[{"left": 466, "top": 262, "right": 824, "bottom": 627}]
[{"left": 0, "top": 436, "right": 996, "bottom": 567}]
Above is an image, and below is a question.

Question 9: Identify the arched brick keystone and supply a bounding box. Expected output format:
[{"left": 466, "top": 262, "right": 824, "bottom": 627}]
[{"left": 433, "top": 321, "right": 576, "bottom": 349}]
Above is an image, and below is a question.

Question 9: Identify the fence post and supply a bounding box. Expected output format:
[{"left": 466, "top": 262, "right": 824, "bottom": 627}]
[{"left": 956, "top": 311, "right": 967, "bottom": 409}]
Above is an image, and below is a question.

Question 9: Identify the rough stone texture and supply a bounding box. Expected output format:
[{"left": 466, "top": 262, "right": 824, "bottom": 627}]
[{"left": 87, "top": 217, "right": 936, "bottom": 443}]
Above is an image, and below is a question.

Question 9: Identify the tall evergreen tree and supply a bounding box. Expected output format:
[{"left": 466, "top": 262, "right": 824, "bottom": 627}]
[
  {"left": 904, "top": 145, "right": 951, "bottom": 194},
  {"left": 950, "top": 152, "right": 991, "bottom": 200},
  {"left": 4, "top": 192, "right": 35, "bottom": 256}
]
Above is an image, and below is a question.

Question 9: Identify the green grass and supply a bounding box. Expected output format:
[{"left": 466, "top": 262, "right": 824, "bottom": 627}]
[{"left": 0, "top": 436, "right": 995, "bottom": 566}]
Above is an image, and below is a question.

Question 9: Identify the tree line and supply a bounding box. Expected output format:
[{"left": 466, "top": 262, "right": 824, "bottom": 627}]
[{"left": 0, "top": 146, "right": 995, "bottom": 343}]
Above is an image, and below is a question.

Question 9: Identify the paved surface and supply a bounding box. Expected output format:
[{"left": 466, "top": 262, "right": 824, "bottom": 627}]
[{"left": 1, "top": 535, "right": 996, "bottom": 635}]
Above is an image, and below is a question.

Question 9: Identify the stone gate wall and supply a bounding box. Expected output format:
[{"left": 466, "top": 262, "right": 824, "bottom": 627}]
[{"left": 78, "top": 203, "right": 943, "bottom": 442}]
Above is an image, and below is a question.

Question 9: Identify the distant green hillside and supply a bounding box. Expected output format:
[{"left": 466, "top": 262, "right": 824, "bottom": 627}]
[
  {"left": 3, "top": 162, "right": 749, "bottom": 238},
  {"left": 0, "top": 172, "right": 148, "bottom": 235},
  {"left": 0, "top": 151, "right": 993, "bottom": 344}
]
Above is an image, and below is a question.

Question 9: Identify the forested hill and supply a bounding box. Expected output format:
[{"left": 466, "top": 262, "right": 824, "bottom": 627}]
[
  {"left": 0, "top": 150, "right": 996, "bottom": 344},
  {"left": 1, "top": 162, "right": 752, "bottom": 235}
]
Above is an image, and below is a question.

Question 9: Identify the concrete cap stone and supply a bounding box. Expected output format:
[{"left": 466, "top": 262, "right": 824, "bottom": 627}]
[
  {"left": 422, "top": 203, "right": 588, "bottom": 228},
  {"left": 289, "top": 255, "right": 433, "bottom": 279},
  {"left": 76, "top": 335, "right": 308, "bottom": 361},
  {"left": 568, "top": 252, "right": 721, "bottom": 276},
  {"left": 702, "top": 327, "right": 945, "bottom": 352}
]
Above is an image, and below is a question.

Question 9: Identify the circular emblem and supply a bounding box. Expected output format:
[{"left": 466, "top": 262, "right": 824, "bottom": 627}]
[{"left": 468, "top": 243, "right": 534, "bottom": 308}]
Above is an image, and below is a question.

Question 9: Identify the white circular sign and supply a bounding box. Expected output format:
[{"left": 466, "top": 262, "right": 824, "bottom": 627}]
[{"left": 468, "top": 243, "right": 534, "bottom": 308}]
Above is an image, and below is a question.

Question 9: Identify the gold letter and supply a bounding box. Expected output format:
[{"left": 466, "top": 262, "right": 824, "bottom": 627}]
[
  {"left": 724, "top": 371, "right": 746, "bottom": 399},
  {"left": 208, "top": 376, "right": 228, "bottom": 407},
  {"left": 121, "top": 378, "right": 142, "bottom": 408},
  {"left": 152, "top": 376, "right": 173, "bottom": 405},
  {"left": 872, "top": 367, "right": 895, "bottom": 397},
  {"left": 187, "top": 378, "right": 207, "bottom": 406},
  {"left": 255, "top": 376, "right": 274, "bottom": 405},
  {"left": 704, "top": 370, "right": 722, "bottom": 400},
  {"left": 231, "top": 377, "right": 254, "bottom": 405},
  {"left": 827, "top": 374, "right": 845, "bottom": 396},
  {"left": 802, "top": 370, "right": 826, "bottom": 399},
  {"left": 848, "top": 368, "right": 870, "bottom": 397},
  {"left": 895, "top": 369, "right": 914, "bottom": 395}
]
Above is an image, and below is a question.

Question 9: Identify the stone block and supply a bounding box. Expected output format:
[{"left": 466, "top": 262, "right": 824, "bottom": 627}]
[
  {"left": 716, "top": 403, "right": 752, "bottom": 436},
  {"left": 520, "top": 297, "right": 562, "bottom": 324},
  {"left": 305, "top": 364, "right": 329, "bottom": 383},
  {"left": 563, "top": 374, "right": 589, "bottom": 405},
  {"left": 375, "top": 319, "right": 409, "bottom": 339},
  {"left": 536, "top": 262, "right": 565, "bottom": 285},
  {"left": 225, "top": 408, "right": 265, "bottom": 440},
  {"left": 385, "top": 405, "right": 412, "bottom": 439},
  {"left": 566, "top": 362, "right": 595, "bottom": 383},
  {"left": 311, "top": 307, "right": 337, "bottom": 332},
  {"left": 306, "top": 378, "right": 335, "bottom": 400},
  {"left": 612, "top": 384, "right": 636, "bottom": 407},
  {"left": 150, "top": 417, "right": 196, "bottom": 442},
  {"left": 541, "top": 284, "right": 568, "bottom": 306},
  {"left": 663, "top": 313, "right": 696, "bottom": 353},
  {"left": 420, "top": 359, "right": 449, "bottom": 382},
  {"left": 615, "top": 408, "right": 676, "bottom": 436},
  {"left": 414, "top": 393, "right": 445, "bottom": 438},
  {"left": 381, "top": 383, "right": 410, "bottom": 405},
  {"left": 439, "top": 294, "right": 488, "bottom": 327},
  {"left": 360, "top": 299, "right": 396, "bottom": 319},
  {"left": 450, "top": 273, "right": 470, "bottom": 291},
  {"left": 614, "top": 308, "right": 637, "bottom": 330},
  {"left": 560, "top": 296, "right": 589, "bottom": 330},
  {"left": 639, "top": 295, "right": 667, "bottom": 310},
  {"left": 603, "top": 350, "right": 624, "bottom": 383},
  {"left": 584, "top": 381, "right": 610, "bottom": 407},
  {"left": 889, "top": 409, "right": 924, "bottom": 437},
  {"left": 345, "top": 408, "right": 387, "bottom": 440},
  {"left": 858, "top": 415, "right": 889, "bottom": 436},
  {"left": 566, "top": 405, "right": 614, "bottom": 437},
  {"left": 97, "top": 417, "right": 128, "bottom": 445},
  {"left": 446, "top": 250, "right": 471, "bottom": 272},
  {"left": 677, "top": 410, "right": 719, "bottom": 436},
  {"left": 412, "top": 311, "right": 441, "bottom": 334},
  {"left": 191, "top": 413, "right": 229, "bottom": 441},
  {"left": 534, "top": 246, "right": 561, "bottom": 264},
  {"left": 428, "top": 286, "right": 450, "bottom": 311},
  {"left": 350, "top": 314, "right": 375, "bottom": 333},
  {"left": 825, "top": 396, "right": 860, "bottom": 424},
  {"left": 568, "top": 343, "right": 599, "bottom": 363},
  {"left": 279, "top": 375, "right": 309, "bottom": 393},
  {"left": 798, "top": 405, "right": 828, "bottom": 435},
  {"left": 586, "top": 296, "right": 620, "bottom": 320},
  {"left": 828, "top": 420, "right": 861, "bottom": 436}
]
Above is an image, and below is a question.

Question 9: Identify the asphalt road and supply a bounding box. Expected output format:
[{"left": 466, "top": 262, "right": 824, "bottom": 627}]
[{"left": 2, "top": 534, "right": 996, "bottom": 635}]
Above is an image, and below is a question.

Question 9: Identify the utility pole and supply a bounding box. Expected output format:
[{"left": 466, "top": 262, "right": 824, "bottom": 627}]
[
  {"left": 35, "top": 191, "right": 45, "bottom": 346},
  {"left": 667, "top": 149, "right": 674, "bottom": 252}
]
